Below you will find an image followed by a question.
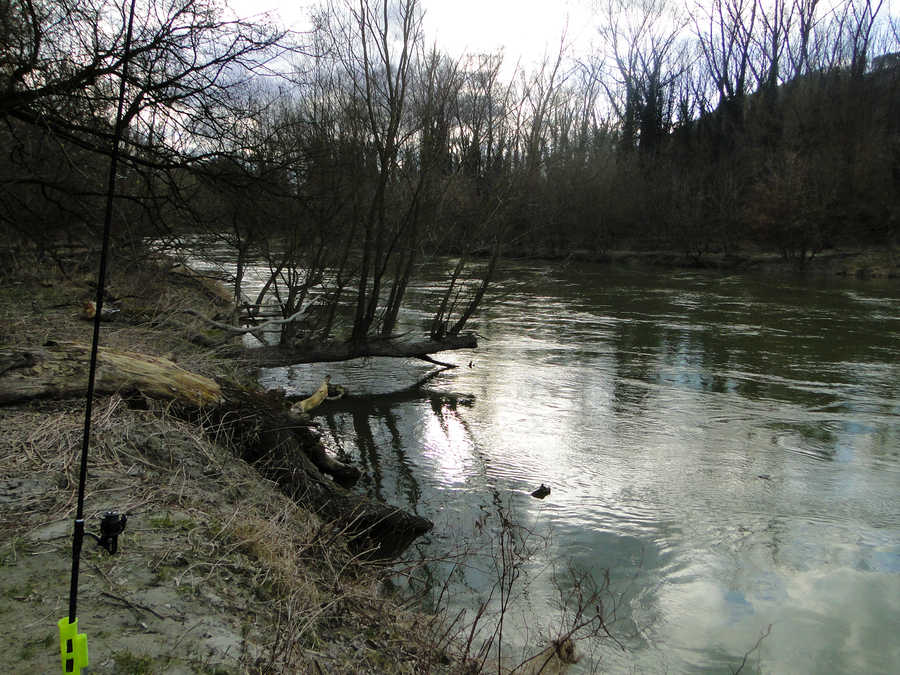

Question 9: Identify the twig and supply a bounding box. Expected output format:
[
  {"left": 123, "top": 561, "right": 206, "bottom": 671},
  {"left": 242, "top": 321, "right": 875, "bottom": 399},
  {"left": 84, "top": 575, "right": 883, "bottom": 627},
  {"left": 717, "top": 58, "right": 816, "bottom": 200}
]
[
  {"left": 182, "top": 306, "right": 306, "bottom": 335},
  {"left": 100, "top": 590, "right": 168, "bottom": 620},
  {"left": 733, "top": 624, "right": 772, "bottom": 674},
  {"left": 416, "top": 354, "right": 457, "bottom": 369}
]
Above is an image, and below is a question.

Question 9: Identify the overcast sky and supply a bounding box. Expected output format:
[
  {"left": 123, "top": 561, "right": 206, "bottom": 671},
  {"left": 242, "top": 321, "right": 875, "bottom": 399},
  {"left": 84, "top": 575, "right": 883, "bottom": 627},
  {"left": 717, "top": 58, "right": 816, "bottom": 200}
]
[
  {"left": 421, "top": 0, "right": 595, "bottom": 63},
  {"left": 227, "top": 0, "right": 900, "bottom": 74},
  {"left": 228, "top": 0, "right": 598, "bottom": 67}
]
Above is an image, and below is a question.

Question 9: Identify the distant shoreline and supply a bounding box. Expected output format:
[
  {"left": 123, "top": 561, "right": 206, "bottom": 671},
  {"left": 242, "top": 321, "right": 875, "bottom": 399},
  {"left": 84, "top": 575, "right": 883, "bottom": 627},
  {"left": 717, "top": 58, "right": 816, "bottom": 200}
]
[{"left": 500, "top": 246, "right": 899, "bottom": 279}]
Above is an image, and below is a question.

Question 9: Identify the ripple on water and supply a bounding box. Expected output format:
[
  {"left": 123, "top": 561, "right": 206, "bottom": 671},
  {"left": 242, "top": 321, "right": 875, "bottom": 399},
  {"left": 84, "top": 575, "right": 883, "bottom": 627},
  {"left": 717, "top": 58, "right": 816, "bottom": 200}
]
[{"left": 773, "top": 431, "right": 836, "bottom": 462}]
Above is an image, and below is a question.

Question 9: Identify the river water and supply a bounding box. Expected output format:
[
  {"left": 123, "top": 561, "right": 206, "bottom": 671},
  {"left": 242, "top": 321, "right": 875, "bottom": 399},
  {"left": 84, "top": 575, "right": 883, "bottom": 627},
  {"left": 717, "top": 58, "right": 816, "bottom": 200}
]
[{"left": 202, "top": 250, "right": 899, "bottom": 672}]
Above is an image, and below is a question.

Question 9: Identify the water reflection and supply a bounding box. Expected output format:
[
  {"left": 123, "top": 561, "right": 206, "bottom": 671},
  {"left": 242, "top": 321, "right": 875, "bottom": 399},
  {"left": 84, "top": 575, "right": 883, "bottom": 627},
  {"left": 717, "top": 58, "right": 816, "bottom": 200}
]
[
  {"left": 381, "top": 407, "right": 422, "bottom": 506},
  {"left": 349, "top": 408, "right": 384, "bottom": 502},
  {"left": 258, "top": 265, "right": 899, "bottom": 673},
  {"left": 423, "top": 400, "right": 474, "bottom": 488}
]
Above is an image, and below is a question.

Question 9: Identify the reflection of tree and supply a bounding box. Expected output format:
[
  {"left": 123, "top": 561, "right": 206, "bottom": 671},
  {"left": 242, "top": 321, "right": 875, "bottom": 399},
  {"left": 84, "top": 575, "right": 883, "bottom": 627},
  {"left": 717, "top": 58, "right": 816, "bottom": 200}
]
[
  {"left": 768, "top": 421, "right": 837, "bottom": 461},
  {"left": 377, "top": 405, "right": 421, "bottom": 508},
  {"left": 320, "top": 387, "right": 475, "bottom": 414},
  {"left": 764, "top": 516, "right": 786, "bottom": 567},
  {"left": 351, "top": 407, "right": 384, "bottom": 502},
  {"left": 609, "top": 317, "right": 659, "bottom": 417},
  {"left": 320, "top": 379, "right": 522, "bottom": 631},
  {"left": 319, "top": 385, "right": 480, "bottom": 508}
]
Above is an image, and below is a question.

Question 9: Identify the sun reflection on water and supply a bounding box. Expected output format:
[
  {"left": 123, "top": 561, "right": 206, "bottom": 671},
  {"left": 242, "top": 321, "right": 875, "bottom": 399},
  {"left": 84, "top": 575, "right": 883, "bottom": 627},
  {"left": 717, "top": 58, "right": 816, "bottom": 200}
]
[{"left": 422, "top": 407, "right": 474, "bottom": 488}]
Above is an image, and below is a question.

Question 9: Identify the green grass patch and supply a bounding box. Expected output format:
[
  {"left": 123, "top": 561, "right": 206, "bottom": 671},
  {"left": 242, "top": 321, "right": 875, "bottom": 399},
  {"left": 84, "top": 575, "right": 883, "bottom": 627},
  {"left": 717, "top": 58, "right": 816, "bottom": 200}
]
[
  {"left": 149, "top": 513, "right": 196, "bottom": 532},
  {"left": 113, "top": 650, "right": 155, "bottom": 674}
]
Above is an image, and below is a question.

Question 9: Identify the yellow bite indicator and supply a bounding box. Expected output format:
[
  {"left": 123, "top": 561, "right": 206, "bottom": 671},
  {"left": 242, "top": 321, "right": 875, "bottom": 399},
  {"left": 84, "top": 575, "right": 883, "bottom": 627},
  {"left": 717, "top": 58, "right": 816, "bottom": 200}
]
[{"left": 58, "top": 617, "right": 88, "bottom": 674}]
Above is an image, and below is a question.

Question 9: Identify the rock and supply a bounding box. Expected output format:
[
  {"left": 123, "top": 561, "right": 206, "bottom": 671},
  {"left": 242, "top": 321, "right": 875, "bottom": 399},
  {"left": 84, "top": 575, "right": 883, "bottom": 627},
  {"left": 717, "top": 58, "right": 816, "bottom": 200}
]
[{"left": 531, "top": 484, "right": 551, "bottom": 499}]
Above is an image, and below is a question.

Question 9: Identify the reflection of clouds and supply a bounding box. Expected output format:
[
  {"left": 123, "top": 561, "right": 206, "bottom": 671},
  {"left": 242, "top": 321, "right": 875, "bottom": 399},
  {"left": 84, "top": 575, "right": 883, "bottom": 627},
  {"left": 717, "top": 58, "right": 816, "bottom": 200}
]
[
  {"left": 240, "top": 259, "right": 899, "bottom": 672},
  {"left": 654, "top": 567, "right": 900, "bottom": 672},
  {"left": 653, "top": 575, "right": 773, "bottom": 663},
  {"left": 780, "top": 569, "right": 900, "bottom": 672}
]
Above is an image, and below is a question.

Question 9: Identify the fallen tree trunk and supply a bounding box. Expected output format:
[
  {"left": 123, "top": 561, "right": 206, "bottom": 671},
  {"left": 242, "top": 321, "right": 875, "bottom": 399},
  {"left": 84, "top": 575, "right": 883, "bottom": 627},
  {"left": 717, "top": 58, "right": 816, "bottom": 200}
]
[
  {"left": 0, "top": 342, "right": 223, "bottom": 407},
  {"left": 0, "top": 342, "right": 431, "bottom": 557},
  {"left": 244, "top": 333, "right": 478, "bottom": 367}
]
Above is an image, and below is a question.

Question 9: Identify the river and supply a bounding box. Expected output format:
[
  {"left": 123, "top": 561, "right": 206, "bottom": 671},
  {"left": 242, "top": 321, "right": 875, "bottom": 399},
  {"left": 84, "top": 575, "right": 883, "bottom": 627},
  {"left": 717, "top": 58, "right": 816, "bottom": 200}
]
[{"left": 195, "top": 249, "right": 900, "bottom": 673}]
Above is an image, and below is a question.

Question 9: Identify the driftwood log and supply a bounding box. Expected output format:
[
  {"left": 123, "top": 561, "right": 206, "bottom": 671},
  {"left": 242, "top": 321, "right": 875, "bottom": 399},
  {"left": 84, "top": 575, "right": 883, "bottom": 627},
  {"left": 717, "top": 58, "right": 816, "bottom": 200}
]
[
  {"left": 231, "top": 333, "right": 478, "bottom": 367},
  {"left": 292, "top": 375, "right": 332, "bottom": 413},
  {"left": 0, "top": 342, "right": 431, "bottom": 557},
  {"left": 0, "top": 342, "right": 223, "bottom": 406}
]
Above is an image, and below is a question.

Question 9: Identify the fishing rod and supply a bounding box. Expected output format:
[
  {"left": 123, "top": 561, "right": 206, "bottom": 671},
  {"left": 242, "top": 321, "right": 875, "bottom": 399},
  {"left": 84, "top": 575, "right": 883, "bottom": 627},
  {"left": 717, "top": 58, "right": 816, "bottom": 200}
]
[{"left": 59, "top": 0, "right": 138, "bottom": 672}]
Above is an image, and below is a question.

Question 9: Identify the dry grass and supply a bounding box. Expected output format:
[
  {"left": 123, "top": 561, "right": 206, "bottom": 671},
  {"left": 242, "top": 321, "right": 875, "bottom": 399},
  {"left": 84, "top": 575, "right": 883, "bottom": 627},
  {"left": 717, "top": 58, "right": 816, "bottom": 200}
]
[
  {"left": 0, "top": 391, "right": 448, "bottom": 672},
  {"left": 0, "top": 247, "right": 249, "bottom": 384}
]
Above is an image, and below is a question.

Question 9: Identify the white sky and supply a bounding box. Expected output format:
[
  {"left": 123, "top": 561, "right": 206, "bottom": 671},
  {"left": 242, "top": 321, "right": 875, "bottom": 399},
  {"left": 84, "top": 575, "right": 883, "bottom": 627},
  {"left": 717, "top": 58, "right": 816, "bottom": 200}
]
[
  {"left": 228, "top": 0, "right": 598, "bottom": 67},
  {"left": 227, "top": 0, "right": 900, "bottom": 74},
  {"left": 421, "top": 0, "right": 595, "bottom": 63}
]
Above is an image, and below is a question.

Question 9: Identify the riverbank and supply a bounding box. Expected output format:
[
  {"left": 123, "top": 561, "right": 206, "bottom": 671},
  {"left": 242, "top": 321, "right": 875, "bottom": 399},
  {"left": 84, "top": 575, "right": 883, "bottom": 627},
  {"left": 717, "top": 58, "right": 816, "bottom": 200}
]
[
  {"left": 0, "top": 253, "right": 452, "bottom": 673},
  {"left": 505, "top": 245, "right": 899, "bottom": 278}
]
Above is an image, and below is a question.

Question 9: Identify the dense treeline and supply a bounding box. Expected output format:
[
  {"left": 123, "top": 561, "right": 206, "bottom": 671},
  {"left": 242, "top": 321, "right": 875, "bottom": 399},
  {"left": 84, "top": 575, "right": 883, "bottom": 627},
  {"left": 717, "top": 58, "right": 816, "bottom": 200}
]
[
  {"left": 580, "top": 0, "right": 900, "bottom": 265},
  {"left": 1, "top": 0, "right": 898, "bottom": 345}
]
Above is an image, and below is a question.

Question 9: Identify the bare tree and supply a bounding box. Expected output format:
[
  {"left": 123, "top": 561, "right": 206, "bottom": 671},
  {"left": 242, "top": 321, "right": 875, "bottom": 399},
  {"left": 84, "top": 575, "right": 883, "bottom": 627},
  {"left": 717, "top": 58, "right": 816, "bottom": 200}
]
[
  {"left": 598, "top": 0, "right": 688, "bottom": 157},
  {"left": 785, "top": 0, "right": 822, "bottom": 78},
  {"left": 691, "top": 0, "right": 758, "bottom": 144},
  {"left": 320, "top": 0, "right": 423, "bottom": 341},
  {"left": 749, "top": 0, "right": 794, "bottom": 93},
  {"left": 833, "top": 0, "right": 886, "bottom": 78},
  {"left": 0, "top": 0, "right": 287, "bottom": 161},
  {"left": 0, "top": 0, "right": 290, "bottom": 255}
]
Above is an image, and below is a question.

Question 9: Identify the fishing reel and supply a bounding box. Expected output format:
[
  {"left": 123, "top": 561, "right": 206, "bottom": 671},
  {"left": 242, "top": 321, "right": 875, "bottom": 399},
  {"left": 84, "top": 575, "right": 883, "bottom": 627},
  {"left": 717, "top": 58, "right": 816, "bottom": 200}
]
[{"left": 85, "top": 511, "right": 127, "bottom": 554}]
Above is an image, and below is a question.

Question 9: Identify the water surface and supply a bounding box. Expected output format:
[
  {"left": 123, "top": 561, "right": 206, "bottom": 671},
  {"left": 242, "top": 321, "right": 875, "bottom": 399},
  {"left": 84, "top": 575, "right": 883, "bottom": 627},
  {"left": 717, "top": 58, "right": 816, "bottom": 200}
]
[{"left": 256, "top": 261, "right": 899, "bottom": 673}]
